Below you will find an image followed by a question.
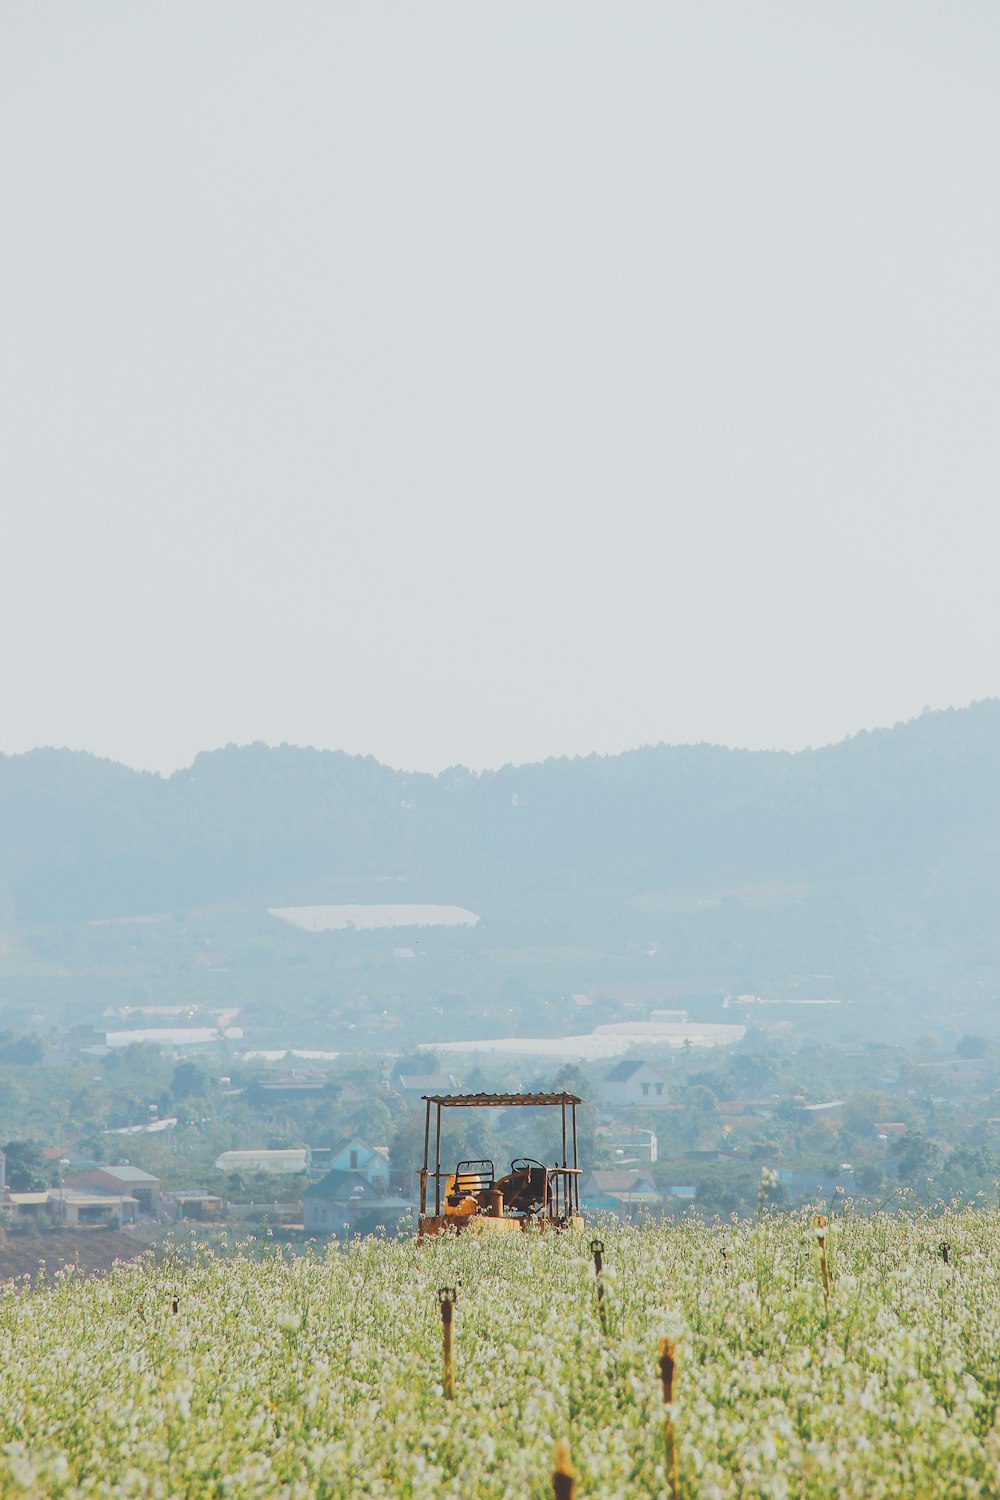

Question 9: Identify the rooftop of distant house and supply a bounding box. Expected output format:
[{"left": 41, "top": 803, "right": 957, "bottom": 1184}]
[
  {"left": 583, "top": 1168, "right": 656, "bottom": 1192},
  {"left": 68, "top": 1164, "right": 159, "bottom": 1184},
  {"left": 603, "top": 1060, "right": 663, "bottom": 1082},
  {"left": 330, "top": 1137, "right": 389, "bottom": 1161},
  {"left": 396, "top": 1073, "right": 461, "bottom": 1092}
]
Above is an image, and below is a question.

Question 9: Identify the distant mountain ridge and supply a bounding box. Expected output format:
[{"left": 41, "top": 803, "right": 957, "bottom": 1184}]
[{"left": 3, "top": 702, "right": 1000, "bottom": 939}]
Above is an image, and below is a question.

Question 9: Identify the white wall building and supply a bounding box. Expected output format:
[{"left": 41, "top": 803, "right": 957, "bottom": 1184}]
[
  {"left": 215, "top": 1149, "right": 309, "bottom": 1175},
  {"left": 602, "top": 1061, "right": 668, "bottom": 1111}
]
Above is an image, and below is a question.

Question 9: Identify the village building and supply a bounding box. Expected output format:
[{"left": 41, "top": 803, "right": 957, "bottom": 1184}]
[
  {"left": 164, "top": 1191, "right": 226, "bottom": 1222},
  {"left": 393, "top": 1072, "right": 462, "bottom": 1104},
  {"left": 579, "top": 1167, "right": 659, "bottom": 1218},
  {"left": 61, "top": 1165, "right": 161, "bottom": 1216},
  {"left": 776, "top": 1165, "right": 856, "bottom": 1202},
  {"left": 246, "top": 1077, "right": 331, "bottom": 1105},
  {"left": 214, "top": 1148, "right": 309, "bottom": 1175},
  {"left": 325, "top": 1137, "right": 390, "bottom": 1188},
  {"left": 0, "top": 1191, "right": 51, "bottom": 1223},
  {"left": 303, "top": 1170, "right": 412, "bottom": 1234},
  {"left": 51, "top": 1188, "right": 141, "bottom": 1227},
  {"left": 601, "top": 1060, "right": 668, "bottom": 1112}
]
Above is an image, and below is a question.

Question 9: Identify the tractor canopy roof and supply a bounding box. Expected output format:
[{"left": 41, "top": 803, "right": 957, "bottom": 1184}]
[{"left": 421, "top": 1091, "right": 582, "bottom": 1108}]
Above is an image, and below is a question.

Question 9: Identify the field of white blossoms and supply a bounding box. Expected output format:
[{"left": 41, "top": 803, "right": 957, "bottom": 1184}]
[{"left": 1, "top": 1209, "right": 999, "bottom": 1498}]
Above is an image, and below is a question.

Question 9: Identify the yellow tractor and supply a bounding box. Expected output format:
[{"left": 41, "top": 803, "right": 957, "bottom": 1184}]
[{"left": 416, "top": 1090, "right": 584, "bottom": 1237}]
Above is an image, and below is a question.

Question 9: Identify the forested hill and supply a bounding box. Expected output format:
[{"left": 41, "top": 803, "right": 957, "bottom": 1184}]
[{"left": 3, "top": 702, "right": 1000, "bottom": 929}]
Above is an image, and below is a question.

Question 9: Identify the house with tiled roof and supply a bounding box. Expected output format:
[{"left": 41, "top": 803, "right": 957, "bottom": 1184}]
[
  {"left": 61, "top": 1164, "right": 161, "bottom": 1215},
  {"left": 601, "top": 1060, "right": 667, "bottom": 1112},
  {"left": 394, "top": 1072, "right": 462, "bottom": 1103},
  {"left": 326, "top": 1138, "right": 390, "bottom": 1189},
  {"left": 579, "top": 1167, "right": 659, "bottom": 1218},
  {"left": 303, "top": 1169, "right": 412, "bottom": 1233}
]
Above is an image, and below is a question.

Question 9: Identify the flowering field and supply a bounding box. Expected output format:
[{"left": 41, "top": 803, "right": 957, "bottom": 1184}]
[{"left": 1, "top": 1210, "right": 999, "bottom": 1497}]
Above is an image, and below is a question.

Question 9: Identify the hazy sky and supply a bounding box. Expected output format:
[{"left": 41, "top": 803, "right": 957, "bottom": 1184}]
[{"left": 2, "top": 4, "right": 999, "bottom": 775}]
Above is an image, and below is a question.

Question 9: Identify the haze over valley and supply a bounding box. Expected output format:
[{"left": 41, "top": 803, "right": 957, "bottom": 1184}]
[
  {"left": 3, "top": 2, "right": 1000, "bottom": 1283},
  {"left": 3, "top": 701, "right": 999, "bottom": 1058}
]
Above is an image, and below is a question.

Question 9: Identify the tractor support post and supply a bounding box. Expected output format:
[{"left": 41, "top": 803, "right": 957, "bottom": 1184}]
[
  {"left": 420, "top": 1098, "right": 431, "bottom": 1215},
  {"left": 571, "top": 1103, "right": 579, "bottom": 1213}
]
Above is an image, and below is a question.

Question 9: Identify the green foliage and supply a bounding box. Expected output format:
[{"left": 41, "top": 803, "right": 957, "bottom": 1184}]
[
  {"left": 0, "top": 1034, "right": 42, "bottom": 1066},
  {"left": 889, "top": 1130, "right": 940, "bottom": 1186},
  {"left": 935, "top": 1144, "right": 1000, "bottom": 1202},
  {"left": 2, "top": 1138, "right": 48, "bottom": 1191},
  {"left": 170, "top": 1059, "right": 210, "bottom": 1101}
]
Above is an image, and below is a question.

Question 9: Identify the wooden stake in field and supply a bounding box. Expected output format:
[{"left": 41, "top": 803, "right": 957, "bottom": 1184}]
[
  {"left": 437, "top": 1286, "right": 457, "bottom": 1399},
  {"left": 590, "top": 1239, "right": 607, "bottom": 1336},
  {"left": 812, "top": 1214, "right": 831, "bottom": 1307},
  {"left": 659, "top": 1337, "right": 679, "bottom": 1500},
  {"left": 552, "top": 1438, "right": 576, "bottom": 1499}
]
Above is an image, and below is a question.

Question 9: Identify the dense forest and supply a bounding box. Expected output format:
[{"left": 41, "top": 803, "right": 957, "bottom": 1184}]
[
  {"left": 2, "top": 702, "right": 1000, "bottom": 1012},
  {"left": 3, "top": 702, "right": 1000, "bottom": 915}
]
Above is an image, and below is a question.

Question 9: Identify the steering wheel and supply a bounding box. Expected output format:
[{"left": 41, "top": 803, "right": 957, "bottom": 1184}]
[{"left": 510, "top": 1157, "right": 546, "bottom": 1173}]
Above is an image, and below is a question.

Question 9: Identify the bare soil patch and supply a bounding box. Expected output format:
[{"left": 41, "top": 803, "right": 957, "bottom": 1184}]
[{"left": 0, "top": 1231, "right": 147, "bottom": 1285}]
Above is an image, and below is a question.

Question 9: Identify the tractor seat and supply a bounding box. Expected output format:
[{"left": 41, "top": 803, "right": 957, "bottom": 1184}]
[
  {"left": 452, "top": 1159, "right": 495, "bottom": 1198},
  {"left": 496, "top": 1164, "right": 547, "bottom": 1215}
]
